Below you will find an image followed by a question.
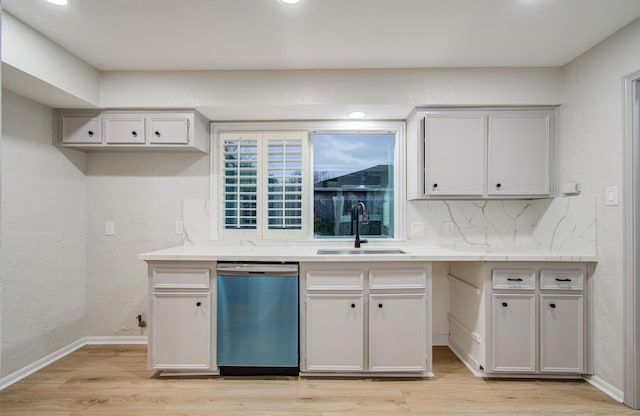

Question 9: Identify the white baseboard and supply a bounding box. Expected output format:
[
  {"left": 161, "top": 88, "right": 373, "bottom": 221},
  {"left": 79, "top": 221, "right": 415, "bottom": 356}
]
[
  {"left": 585, "top": 374, "right": 625, "bottom": 403},
  {"left": 0, "top": 336, "right": 148, "bottom": 391},
  {"left": 448, "top": 339, "right": 485, "bottom": 377},
  {"left": 85, "top": 336, "right": 148, "bottom": 345}
]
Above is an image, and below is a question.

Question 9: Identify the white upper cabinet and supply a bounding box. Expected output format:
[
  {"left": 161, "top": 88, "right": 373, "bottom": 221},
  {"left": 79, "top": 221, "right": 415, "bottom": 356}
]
[
  {"left": 104, "top": 116, "right": 146, "bottom": 144},
  {"left": 148, "top": 116, "right": 191, "bottom": 144},
  {"left": 488, "top": 112, "right": 550, "bottom": 196},
  {"left": 56, "top": 110, "right": 209, "bottom": 152},
  {"left": 61, "top": 116, "right": 102, "bottom": 144},
  {"left": 424, "top": 113, "right": 485, "bottom": 196},
  {"left": 407, "top": 107, "right": 556, "bottom": 199}
]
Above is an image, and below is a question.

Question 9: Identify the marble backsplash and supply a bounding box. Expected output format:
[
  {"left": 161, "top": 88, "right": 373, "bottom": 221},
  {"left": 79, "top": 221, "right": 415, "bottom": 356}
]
[
  {"left": 182, "top": 194, "right": 597, "bottom": 255},
  {"left": 407, "top": 194, "right": 597, "bottom": 254}
]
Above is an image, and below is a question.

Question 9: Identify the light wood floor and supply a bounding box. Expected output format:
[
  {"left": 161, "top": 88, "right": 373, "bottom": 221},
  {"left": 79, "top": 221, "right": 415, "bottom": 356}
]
[{"left": 1, "top": 345, "right": 638, "bottom": 415}]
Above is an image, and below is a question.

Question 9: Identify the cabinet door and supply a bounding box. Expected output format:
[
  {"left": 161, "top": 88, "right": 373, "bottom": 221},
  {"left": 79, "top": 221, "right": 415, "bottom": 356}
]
[
  {"left": 491, "top": 294, "right": 536, "bottom": 372},
  {"left": 152, "top": 292, "right": 211, "bottom": 369},
  {"left": 488, "top": 112, "right": 550, "bottom": 196},
  {"left": 540, "top": 294, "right": 584, "bottom": 373},
  {"left": 61, "top": 116, "right": 102, "bottom": 144},
  {"left": 104, "top": 117, "right": 146, "bottom": 144},
  {"left": 305, "top": 294, "right": 364, "bottom": 371},
  {"left": 369, "top": 294, "right": 426, "bottom": 371},
  {"left": 424, "top": 113, "right": 485, "bottom": 196},
  {"left": 148, "top": 117, "right": 190, "bottom": 144}
]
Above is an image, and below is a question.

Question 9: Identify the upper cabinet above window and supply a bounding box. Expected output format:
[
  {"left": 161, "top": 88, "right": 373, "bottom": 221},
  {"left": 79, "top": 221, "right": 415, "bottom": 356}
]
[
  {"left": 55, "top": 110, "right": 209, "bottom": 153},
  {"left": 407, "top": 107, "right": 557, "bottom": 200}
]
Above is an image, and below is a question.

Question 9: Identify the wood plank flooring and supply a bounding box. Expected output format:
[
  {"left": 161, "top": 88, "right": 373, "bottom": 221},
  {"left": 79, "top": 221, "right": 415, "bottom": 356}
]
[{"left": 1, "top": 345, "right": 637, "bottom": 415}]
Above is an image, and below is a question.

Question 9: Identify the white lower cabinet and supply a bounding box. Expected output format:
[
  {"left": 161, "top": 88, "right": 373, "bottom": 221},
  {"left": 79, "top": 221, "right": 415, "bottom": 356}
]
[
  {"left": 306, "top": 294, "right": 364, "bottom": 371},
  {"left": 300, "top": 262, "right": 432, "bottom": 375},
  {"left": 485, "top": 263, "right": 588, "bottom": 376},
  {"left": 539, "top": 294, "right": 584, "bottom": 373},
  {"left": 490, "top": 293, "right": 536, "bottom": 372},
  {"left": 369, "top": 294, "right": 427, "bottom": 371},
  {"left": 148, "top": 266, "right": 217, "bottom": 372},
  {"left": 152, "top": 292, "right": 211, "bottom": 369}
]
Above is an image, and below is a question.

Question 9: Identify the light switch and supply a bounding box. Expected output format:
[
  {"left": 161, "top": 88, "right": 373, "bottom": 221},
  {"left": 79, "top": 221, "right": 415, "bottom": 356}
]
[
  {"left": 105, "top": 221, "right": 115, "bottom": 236},
  {"left": 606, "top": 186, "right": 619, "bottom": 206}
]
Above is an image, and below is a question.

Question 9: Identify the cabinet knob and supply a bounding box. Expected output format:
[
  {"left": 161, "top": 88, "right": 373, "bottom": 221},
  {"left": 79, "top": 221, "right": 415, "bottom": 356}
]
[
  {"left": 496, "top": 183, "right": 502, "bottom": 189},
  {"left": 154, "top": 131, "right": 161, "bottom": 137},
  {"left": 131, "top": 131, "right": 137, "bottom": 137},
  {"left": 378, "top": 303, "right": 383, "bottom": 309},
  {"left": 196, "top": 301, "right": 202, "bottom": 307},
  {"left": 350, "top": 303, "right": 356, "bottom": 308},
  {"left": 88, "top": 130, "right": 94, "bottom": 137},
  {"left": 433, "top": 183, "right": 438, "bottom": 189},
  {"left": 549, "top": 303, "right": 557, "bottom": 309},
  {"left": 501, "top": 302, "right": 508, "bottom": 307}
]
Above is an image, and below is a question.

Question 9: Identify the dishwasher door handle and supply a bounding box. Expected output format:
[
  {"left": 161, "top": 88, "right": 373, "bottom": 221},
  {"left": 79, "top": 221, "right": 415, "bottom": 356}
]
[{"left": 216, "top": 263, "right": 298, "bottom": 276}]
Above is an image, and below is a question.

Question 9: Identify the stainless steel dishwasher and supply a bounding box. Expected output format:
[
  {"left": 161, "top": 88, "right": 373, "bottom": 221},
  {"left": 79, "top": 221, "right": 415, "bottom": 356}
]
[{"left": 216, "top": 262, "right": 299, "bottom": 375}]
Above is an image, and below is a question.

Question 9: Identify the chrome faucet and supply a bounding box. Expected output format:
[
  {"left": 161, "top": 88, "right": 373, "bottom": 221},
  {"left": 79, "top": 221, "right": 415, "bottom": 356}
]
[{"left": 354, "top": 202, "right": 369, "bottom": 248}]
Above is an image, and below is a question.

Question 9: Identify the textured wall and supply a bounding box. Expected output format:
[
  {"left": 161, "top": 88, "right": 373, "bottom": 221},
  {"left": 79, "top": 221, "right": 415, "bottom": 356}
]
[
  {"left": 0, "top": 90, "right": 87, "bottom": 377},
  {"left": 560, "top": 18, "right": 640, "bottom": 391},
  {"left": 84, "top": 152, "right": 209, "bottom": 336}
]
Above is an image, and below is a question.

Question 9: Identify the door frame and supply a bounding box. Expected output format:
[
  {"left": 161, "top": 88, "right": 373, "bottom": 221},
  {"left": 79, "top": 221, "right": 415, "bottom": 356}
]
[{"left": 623, "top": 69, "right": 640, "bottom": 409}]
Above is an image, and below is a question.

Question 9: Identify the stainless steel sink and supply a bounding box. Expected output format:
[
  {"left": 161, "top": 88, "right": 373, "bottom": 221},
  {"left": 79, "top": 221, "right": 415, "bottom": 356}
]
[{"left": 317, "top": 249, "right": 406, "bottom": 255}]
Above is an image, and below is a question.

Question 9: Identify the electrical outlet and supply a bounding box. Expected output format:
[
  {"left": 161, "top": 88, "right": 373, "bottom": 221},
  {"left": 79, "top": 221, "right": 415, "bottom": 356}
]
[
  {"left": 105, "top": 221, "right": 115, "bottom": 236},
  {"left": 176, "top": 221, "right": 184, "bottom": 235},
  {"left": 444, "top": 222, "right": 454, "bottom": 236}
]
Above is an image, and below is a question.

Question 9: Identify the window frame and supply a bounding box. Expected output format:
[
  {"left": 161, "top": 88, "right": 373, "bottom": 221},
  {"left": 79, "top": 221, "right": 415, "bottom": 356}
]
[{"left": 211, "top": 120, "right": 406, "bottom": 241}]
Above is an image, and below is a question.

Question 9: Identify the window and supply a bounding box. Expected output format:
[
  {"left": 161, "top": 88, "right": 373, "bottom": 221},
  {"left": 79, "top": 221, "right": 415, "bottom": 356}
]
[
  {"left": 213, "top": 121, "right": 404, "bottom": 241},
  {"left": 219, "top": 130, "right": 309, "bottom": 240},
  {"left": 313, "top": 133, "right": 395, "bottom": 239}
]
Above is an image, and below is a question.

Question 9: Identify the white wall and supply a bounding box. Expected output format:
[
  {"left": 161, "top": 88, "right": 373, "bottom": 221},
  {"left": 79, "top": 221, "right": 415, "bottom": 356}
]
[
  {"left": 99, "top": 68, "right": 562, "bottom": 119},
  {"left": 85, "top": 152, "right": 209, "bottom": 336},
  {"left": 1, "top": 13, "right": 99, "bottom": 107},
  {"left": 0, "top": 90, "right": 87, "bottom": 377},
  {"left": 560, "top": 17, "right": 640, "bottom": 392}
]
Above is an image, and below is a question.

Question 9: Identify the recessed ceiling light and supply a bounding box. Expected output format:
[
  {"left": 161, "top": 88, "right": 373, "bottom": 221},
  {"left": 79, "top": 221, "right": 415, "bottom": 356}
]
[
  {"left": 278, "top": 0, "right": 301, "bottom": 4},
  {"left": 349, "top": 111, "right": 366, "bottom": 119},
  {"left": 45, "top": 0, "right": 68, "bottom": 5}
]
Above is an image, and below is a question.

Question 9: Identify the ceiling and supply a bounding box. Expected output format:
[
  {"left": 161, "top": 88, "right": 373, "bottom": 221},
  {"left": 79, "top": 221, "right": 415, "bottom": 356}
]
[{"left": 5, "top": 0, "right": 640, "bottom": 71}]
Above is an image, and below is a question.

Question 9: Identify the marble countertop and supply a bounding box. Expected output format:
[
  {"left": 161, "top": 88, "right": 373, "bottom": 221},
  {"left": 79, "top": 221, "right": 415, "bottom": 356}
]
[{"left": 139, "top": 244, "right": 596, "bottom": 263}]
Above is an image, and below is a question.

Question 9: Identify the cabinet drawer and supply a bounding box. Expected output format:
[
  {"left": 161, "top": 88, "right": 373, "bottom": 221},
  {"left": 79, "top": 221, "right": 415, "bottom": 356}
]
[
  {"left": 492, "top": 269, "right": 535, "bottom": 290},
  {"left": 105, "top": 118, "right": 146, "bottom": 144},
  {"left": 369, "top": 269, "right": 426, "bottom": 289},
  {"left": 148, "top": 117, "right": 190, "bottom": 144},
  {"left": 153, "top": 269, "right": 210, "bottom": 289},
  {"left": 540, "top": 270, "right": 583, "bottom": 290},
  {"left": 306, "top": 270, "right": 364, "bottom": 291},
  {"left": 61, "top": 116, "right": 102, "bottom": 144}
]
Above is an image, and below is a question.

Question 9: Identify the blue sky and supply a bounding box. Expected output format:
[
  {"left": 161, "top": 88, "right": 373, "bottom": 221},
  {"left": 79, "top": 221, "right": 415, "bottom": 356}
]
[{"left": 312, "top": 133, "right": 394, "bottom": 181}]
